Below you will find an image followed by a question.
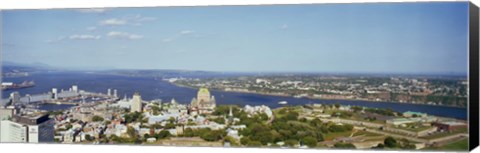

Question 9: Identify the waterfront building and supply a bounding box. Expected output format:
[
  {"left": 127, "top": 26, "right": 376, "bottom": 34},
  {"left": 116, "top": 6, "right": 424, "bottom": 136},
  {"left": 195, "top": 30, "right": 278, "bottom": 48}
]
[
  {"left": 432, "top": 121, "right": 467, "bottom": 132},
  {"left": 107, "top": 89, "right": 112, "bottom": 96},
  {"left": 0, "top": 113, "right": 54, "bottom": 143},
  {"left": 190, "top": 87, "right": 216, "bottom": 114},
  {"left": 9, "top": 92, "right": 21, "bottom": 105},
  {"left": 113, "top": 89, "right": 118, "bottom": 98},
  {"left": 131, "top": 92, "right": 143, "bottom": 113},
  {"left": 72, "top": 85, "right": 78, "bottom": 93},
  {"left": 403, "top": 111, "right": 427, "bottom": 118},
  {"left": 52, "top": 88, "right": 58, "bottom": 100}
]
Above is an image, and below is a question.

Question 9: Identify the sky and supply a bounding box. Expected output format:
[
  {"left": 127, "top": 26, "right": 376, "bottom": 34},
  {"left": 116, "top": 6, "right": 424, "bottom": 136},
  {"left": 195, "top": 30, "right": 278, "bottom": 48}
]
[{"left": 1, "top": 2, "right": 469, "bottom": 74}]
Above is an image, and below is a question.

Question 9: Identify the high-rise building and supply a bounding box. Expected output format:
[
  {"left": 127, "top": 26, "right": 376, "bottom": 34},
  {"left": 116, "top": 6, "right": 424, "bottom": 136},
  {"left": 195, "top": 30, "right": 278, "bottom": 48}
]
[
  {"left": 0, "top": 114, "right": 54, "bottom": 143},
  {"left": 107, "top": 88, "right": 112, "bottom": 96},
  {"left": 9, "top": 92, "right": 20, "bottom": 105},
  {"left": 131, "top": 92, "right": 143, "bottom": 113},
  {"left": 72, "top": 85, "right": 78, "bottom": 93},
  {"left": 113, "top": 89, "right": 118, "bottom": 98},
  {"left": 52, "top": 88, "right": 58, "bottom": 100}
]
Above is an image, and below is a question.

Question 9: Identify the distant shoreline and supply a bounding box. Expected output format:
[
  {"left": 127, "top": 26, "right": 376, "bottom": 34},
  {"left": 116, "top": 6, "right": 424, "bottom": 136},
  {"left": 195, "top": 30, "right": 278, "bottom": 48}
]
[{"left": 169, "top": 82, "right": 467, "bottom": 110}]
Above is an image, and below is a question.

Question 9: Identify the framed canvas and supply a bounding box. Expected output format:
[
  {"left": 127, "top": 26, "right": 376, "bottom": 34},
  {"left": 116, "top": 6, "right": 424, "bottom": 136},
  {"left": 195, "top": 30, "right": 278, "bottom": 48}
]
[{"left": 0, "top": 1, "right": 479, "bottom": 152}]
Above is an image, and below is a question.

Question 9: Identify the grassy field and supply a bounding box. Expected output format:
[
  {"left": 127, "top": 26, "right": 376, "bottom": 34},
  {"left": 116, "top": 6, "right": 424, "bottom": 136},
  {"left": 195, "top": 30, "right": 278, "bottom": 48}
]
[
  {"left": 420, "top": 128, "right": 468, "bottom": 139},
  {"left": 424, "top": 138, "right": 469, "bottom": 151},
  {"left": 397, "top": 125, "right": 433, "bottom": 132},
  {"left": 352, "top": 130, "right": 382, "bottom": 137},
  {"left": 323, "top": 131, "right": 353, "bottom": 141}
]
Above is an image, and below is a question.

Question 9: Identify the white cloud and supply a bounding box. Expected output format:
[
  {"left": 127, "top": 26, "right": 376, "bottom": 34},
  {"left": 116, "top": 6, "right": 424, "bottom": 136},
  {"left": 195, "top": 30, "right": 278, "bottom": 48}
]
[
  {"left": 69, "top": 34, "right": 101, "bottom": 40},
  {"left": 99, "top": 15, "right": 156, "bottom": 26},
  {"left": 100, "top": 18, "right": 127, "bottom": 26},
  {"left": 86, "top": 26, "right": 97, "bottom": 31},
  {"left": 77, "top": 8, "right": 107, "bottom": 13},
  {"left": 162, "top": 30, "right": 195, "bottom": 43},
  {"left": 107, "top": 31, "right": 143, "bottom": 40},
  {"left": 280, "top": 24, "right": 289, "bottom": 29},
  {"left": 129, "top": 15, "right": 157, "bottom": 22},
  {"left": 180, "top": 30, "right": 194, "bottom": 35}
]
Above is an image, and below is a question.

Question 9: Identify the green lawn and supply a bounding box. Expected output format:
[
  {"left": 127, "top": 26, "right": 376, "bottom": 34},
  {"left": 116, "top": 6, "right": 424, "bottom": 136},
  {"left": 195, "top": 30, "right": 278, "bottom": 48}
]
[
  {"left": 397, "top": 125, "right": 433, "bottom": 132},
  {"left": 420, "top": 128, "right": 468, "bottom": 139},
  {"left": 352, "top": 130, "right": 382, "bottom": 137},
  {"left": 323, "top": 131, "right": 353, "bottom": 141},
  {"left": 424, "top": 138, "right": 469, "bottom": 151}
]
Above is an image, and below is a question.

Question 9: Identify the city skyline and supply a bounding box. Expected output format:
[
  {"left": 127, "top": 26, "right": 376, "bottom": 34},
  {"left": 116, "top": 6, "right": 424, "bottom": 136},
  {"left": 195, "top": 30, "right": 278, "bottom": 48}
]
[{"left": 2, "top": 2, "right": 469, "bottom": 74}]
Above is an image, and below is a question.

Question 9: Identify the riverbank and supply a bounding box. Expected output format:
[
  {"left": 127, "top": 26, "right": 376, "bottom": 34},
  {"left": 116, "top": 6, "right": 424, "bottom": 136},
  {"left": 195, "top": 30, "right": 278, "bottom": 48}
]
[{"left": 170, "top": 82, "right": 467, "bottom": 109}]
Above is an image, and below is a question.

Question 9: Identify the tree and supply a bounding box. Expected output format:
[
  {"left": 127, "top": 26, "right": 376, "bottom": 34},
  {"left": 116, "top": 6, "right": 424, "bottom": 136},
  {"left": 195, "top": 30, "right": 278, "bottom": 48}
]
[
  {"left": 285, "top": 139, "right": 299, "bottom": 147},
  {"left": 352, "top": 106, "right": 363, "bottom": 112},
  {"left": 183, "top": 128, "right": 196, "bottom": 137},
  {"left": 127, "top": 126, "right": 138, "bottom": 139},
  {"left": 302, "top": 136, "right": 318, "bottom": 148},
  {"left": 285, "top": 112, "right": 299, "bottom": 121},
  {"left": 157, "top": 130, "right": 171, "bottom": 139},
  {"left": 384, "top": 136, "right": 397, "bottom": 148},
  {"left": 212, "top": 117, "right": 226, "bottom": 124},
  {"left": 224, "top": 136, "right": 240, "bottom": 146},
  {"left": 240, "top": 137, "right": 251, "bottom": 145},
  {"left": 84, "top": 134, "right": 93, "bottom": 141},
  {"left": 92, "top": 115, "right": 104, "bottom": 122},
  {"left": 372, "top": 143, "right": 385, "bottom": 149},
  {"left": 334, "top": 103, "right": 341, "bottom": 109},
  {"left": 246, "top": 141, "right": 263, "bottom": 147},
  {"left": 200, "top": 130, "right": 226, "bottom": 142},
  {"left": 151, "top": 105, "right": 160, "bottom": 115},
  {"left": 65, "top": 123, "right": 73, "bottom": 130},
  {"left": 334, "top": 142, "right": 356, "bottom": 149}
]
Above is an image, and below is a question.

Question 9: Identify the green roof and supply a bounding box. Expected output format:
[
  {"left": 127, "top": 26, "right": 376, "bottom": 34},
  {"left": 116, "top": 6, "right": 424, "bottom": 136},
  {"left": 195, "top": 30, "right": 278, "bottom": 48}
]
[
  {"left": 404, "top": 111, "right": 426, "bottom": 115},
  {"left": 198, "top": 87, "right": 210, "bottom": 95}
]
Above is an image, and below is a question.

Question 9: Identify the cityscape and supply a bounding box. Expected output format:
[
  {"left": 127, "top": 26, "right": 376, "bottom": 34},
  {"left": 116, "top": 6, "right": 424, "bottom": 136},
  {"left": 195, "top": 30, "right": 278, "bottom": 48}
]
[{"left": 0, "top": 2, "right": 471, "bottom": 151}]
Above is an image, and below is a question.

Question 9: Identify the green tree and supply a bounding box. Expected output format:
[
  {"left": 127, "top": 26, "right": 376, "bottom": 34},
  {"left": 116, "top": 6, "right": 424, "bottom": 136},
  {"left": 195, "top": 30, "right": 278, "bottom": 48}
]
[
  {"left": 246, "top": 141, "right": 262, "bottom": 147},
  {"left": 384, "top": 136, "right": 397, "bottom": 148},
  {"left": 302, "top": 136, "right": 318, "bottom": 148},
  {"left": 157, "top": 130, "right": 171, "bottom": 139},
  {"left": 334, "top": 142, "right": 356, "bottom": 149},
  {"left": 92, "top": 115, "right": 104, "bottom": 122},
  {"left": 285, "top": 139, "right": 299, "bottom": 147},
  {"left": 84, "top": 134, "right": 93, "bottom": 141}
]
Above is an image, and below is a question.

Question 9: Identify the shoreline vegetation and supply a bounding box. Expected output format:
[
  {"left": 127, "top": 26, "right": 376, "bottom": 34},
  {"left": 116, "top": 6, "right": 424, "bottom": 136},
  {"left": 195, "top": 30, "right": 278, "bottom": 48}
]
[{"left": 169, "top": 82, "right": 467, "bottom": 110}]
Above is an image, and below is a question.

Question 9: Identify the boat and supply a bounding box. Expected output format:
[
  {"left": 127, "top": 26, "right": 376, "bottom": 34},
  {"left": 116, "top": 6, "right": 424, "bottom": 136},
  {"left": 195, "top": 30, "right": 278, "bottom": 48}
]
[
  {"left": 1, "top": 81, "right": 35, "bottom": 91},
  {"left": 278, "top": 101, "right": 288, "bottom": 105}
]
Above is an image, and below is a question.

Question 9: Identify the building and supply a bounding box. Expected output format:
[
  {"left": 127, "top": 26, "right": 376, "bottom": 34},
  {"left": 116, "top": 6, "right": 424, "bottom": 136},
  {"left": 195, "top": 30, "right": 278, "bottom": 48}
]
[
  {"left": 9, "top": 92, "right": 21, "bottom": 105},
  {"left": 243, "top": 105, "right": 273, "bottom": 118},
  {"left": 432, "top": 121, "right": 467, "bottom": 132},
  {"left": 190, "top": 88, "right": 216, "bottom": 114},
  {"left": 112, "top": 95, "right": 132, "bottom": 109},
  {"left": 0, "top": 107, "right": 16, "bottom": 121},
  {"left": 403, "top": 111, "right": 427, "bottom": 118},
  {"left": 386, "top": 118, "right": 419, "bottom": 126},
  {"left": 131, "top": 92, "right": 143, "bottom": 113},
  {"left": 0, "top": 114, "right": 54, "bottom": 143}
]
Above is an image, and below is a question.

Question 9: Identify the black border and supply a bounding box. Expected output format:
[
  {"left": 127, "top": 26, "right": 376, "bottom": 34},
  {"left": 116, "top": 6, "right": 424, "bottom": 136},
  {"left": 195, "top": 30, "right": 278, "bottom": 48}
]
[{"left": 469, "top": 1, "right": 479, "bottom": 151}]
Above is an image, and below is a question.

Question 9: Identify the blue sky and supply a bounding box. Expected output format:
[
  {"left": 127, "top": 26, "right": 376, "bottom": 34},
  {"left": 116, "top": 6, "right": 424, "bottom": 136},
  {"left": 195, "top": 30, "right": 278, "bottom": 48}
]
[{"left": 1, "top": 2, "right": 469, "bottom": 74}]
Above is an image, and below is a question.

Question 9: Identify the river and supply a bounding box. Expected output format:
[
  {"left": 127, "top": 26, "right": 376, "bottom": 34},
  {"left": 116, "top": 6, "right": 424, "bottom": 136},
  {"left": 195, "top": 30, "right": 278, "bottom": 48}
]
[{"left": 1, "top": 71, "right": 468, "bottom": 120}]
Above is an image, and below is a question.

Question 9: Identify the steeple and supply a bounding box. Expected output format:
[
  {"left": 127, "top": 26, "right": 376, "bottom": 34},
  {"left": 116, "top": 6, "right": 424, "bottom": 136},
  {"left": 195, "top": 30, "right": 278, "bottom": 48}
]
[{"left": 229, "top": 106, "right": 233, "bottom": 117}]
